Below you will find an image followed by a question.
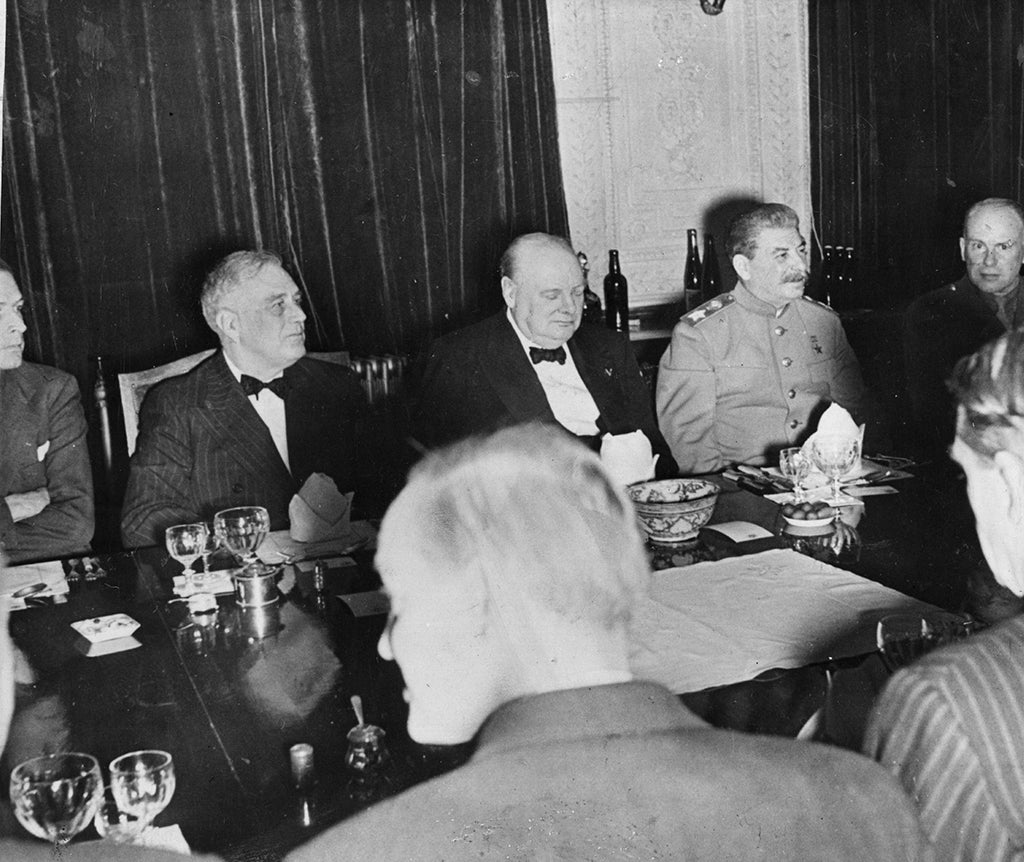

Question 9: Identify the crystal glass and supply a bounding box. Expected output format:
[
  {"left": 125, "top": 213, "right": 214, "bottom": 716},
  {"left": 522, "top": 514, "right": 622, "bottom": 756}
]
[
  {"left": 779, "top": 447, "right": 810, "bottom": 502},
  {"left": 809, "top": 435, "right": 860, "bottom": 505},
  {"left": 877, "top": 613, "right": 976, "bottom": 672},
  {"left": 10, "top": 752, "right": 103, "bottom": 845},
  {"left": 165, "top": 523, "right": 210, "bottom": 591},
  {"left": 214, "top": 506, "right": 270, "bottom": 572},
  {"left": 109, "top": 750, "right": 176, "bottom": 834},
  {"left": 93, "top": 785, "right": 143, "bottom": 843}
]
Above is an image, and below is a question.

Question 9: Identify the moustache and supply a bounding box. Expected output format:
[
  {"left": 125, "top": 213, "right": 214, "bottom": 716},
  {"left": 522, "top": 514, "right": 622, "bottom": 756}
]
[{"left": 783, "top": 272, "right": 807, "bottom": 284}]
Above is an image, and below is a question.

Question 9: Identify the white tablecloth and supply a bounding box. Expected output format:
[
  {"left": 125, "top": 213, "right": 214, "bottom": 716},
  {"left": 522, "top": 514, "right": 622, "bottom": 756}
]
[{"left": 629, "top": 548, "right": 938, "bottom": 693}]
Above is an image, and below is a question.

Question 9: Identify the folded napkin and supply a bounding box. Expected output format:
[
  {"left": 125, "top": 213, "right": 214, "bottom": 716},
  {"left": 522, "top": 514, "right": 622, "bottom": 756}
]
[
  {"left": 289, "top": 472, "right": 353, "bottom": 543},
  {"left": 802, "top": 403, "right": 865, "bottom": 479},
  {"left": 600, "top": 430, "right": 658, "bottom": 486}
]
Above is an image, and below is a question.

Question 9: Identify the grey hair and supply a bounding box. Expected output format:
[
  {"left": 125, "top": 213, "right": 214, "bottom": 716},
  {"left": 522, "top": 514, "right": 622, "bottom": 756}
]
[
  {"left": 377, "top": 423, "right": 651, "bottom": 630},
  {"left": 200, "top": 250, "right": 283, "bottom": 329},
  {"left": 726, "top": 203, "right": 800, "bottom": 259},
  {"left": 499, "top": 233, "right": 577, "bottom": 282},
  {"left": 962, "top": 198, "right": 1024, "bottom": 237},
  {"left": 950, "top": 330, "right": 1024, "bottom": 458}
]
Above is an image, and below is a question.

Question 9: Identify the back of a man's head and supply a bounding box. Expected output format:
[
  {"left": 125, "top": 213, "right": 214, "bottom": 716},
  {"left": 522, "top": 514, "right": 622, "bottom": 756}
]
[{"left": 375, "top": 423, "right": 651, "bottom": 744}]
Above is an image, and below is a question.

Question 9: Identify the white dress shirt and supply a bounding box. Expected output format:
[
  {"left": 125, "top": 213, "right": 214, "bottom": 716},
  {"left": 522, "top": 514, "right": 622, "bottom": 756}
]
[
  {"left": 506, "top": 310, "right": 600, "bottom": 436},
  {"left": 224, "top": 354, "right": 291, "bottom": 472}
]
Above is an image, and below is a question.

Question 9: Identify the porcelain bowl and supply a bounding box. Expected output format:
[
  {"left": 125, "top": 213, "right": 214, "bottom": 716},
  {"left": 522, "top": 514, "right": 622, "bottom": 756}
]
[{"left": 627, "top": 479, "right": 720, "bottom": 545}]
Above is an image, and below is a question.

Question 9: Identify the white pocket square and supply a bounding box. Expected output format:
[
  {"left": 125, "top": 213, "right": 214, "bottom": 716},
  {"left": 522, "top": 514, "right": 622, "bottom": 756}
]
[{"left": 36, "top": 441, "right": 50, "bottom": 461}]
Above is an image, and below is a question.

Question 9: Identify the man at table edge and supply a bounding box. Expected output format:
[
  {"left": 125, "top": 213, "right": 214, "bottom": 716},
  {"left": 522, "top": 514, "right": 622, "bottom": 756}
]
[
  {"left": 657, "top": 203, "right": 874, "bottom": 475},
  {"left": 0, "top": 259, "right": 93, "bottom": 563},
  {"left": 287, "top": 423, "right": 931, "bottom": 861},
  {"left": 865, "top": 329, "right": 1024, "bottom": 861}
]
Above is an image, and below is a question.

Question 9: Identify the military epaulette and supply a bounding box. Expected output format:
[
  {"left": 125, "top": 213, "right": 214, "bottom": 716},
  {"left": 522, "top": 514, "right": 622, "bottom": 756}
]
[
  {"left": 801, "top": 295, "right": 838, "bottom": 314},
  {"left": 682, "top": 293, "right": 734, "bottom": 326}
]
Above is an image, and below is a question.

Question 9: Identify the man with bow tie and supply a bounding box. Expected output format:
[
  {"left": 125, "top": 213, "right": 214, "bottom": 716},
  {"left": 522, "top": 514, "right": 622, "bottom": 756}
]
[
  {"left": 412, "top": 233, "right": 674, "bottom": 473},
  {"left": 121, "top": 250, "right": 368, "bottom": 548},
  {"left": 0, "top": 260, "right": 93, "bottom": 562}
]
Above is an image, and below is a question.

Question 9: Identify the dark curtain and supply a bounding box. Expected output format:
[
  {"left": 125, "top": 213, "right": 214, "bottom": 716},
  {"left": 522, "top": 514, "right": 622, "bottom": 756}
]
[
  {"left": 810, "top": 0, "right": 1024, "bottom": 309},
  {"left": 2, "top": 0, "right": 568, "bottom": 385}
]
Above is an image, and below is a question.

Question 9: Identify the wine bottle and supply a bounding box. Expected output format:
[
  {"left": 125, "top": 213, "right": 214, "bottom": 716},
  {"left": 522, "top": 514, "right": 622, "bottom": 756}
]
[
  {"left": 822, "top": 245, "right": 835, "bottom": 306},
  {"left": 603, "top": 250, "right": 629, "bottom": 333},
  {"left": 700, "top": 234, "right": 721, "bottom": 303},
  {"left": 844, "top": 246, "right": 856, "bottom": 307},
  {"left": 832, "top": 245, "right": 847, "bottom": 308},
  {"left": 684, "top": 229, "right": 702, "bottom": 311},
  {"left": 578, "top": 251, "right": 603, "bottom": 325}
]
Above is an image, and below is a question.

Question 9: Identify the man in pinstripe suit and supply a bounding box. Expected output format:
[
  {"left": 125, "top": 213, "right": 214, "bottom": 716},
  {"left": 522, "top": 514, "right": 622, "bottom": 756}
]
[
  {"left": 120, "top": 251, "right": 367, "bottom": 548},
  {"left": 866, "top": 330, "right": 1024, "bottom": 861}
]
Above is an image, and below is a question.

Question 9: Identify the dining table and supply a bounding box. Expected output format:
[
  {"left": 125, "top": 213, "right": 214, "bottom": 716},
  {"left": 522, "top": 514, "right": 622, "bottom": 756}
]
[{"left": 0, "top": 458, "right": 989, "bottom": 860}]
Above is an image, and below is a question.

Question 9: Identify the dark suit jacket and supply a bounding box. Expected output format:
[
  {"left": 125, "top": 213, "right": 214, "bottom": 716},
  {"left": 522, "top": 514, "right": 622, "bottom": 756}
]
[
  {"left": 121, "top": 352, "right": 368, "bottom": 548},
  {"left": 904, "top": 276, "right": 1022, "bottom": 455},
  {"left": 286, "top": 682, "right": 932, "bottom": 861},
  {"left": 412, "top": 313, "right": 676, "bottom": 474},
  {"left": 0, "top": 362, "right": 94, "bottom": 563}
]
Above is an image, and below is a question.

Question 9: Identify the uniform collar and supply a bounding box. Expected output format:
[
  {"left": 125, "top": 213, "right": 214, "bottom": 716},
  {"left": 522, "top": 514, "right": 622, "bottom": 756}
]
[{"left": 732, "top": 283, "right": 790, "bottom": 318}]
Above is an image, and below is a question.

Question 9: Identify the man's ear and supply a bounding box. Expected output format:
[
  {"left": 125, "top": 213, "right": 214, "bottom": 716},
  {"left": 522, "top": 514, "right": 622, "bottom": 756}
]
[
  {"left": 500, "top": 276, "right": 516, "bottom": 310},
  {"left": 959, "top": 236, "right": 967, "bottom": 263},
  {"left": 732, "top": 254, "right": 751, "bottom": 282},
  {"left": 993, "top": 450, "right": 1024, "bottom": 524},
  {"left": 215, "top": 309, "right": 240, "bottom": 344}
]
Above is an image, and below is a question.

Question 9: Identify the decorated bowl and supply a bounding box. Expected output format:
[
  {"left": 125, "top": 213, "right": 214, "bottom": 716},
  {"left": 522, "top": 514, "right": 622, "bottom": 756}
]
[{"left": 627, "top": 479, "right": 720, "bottom": 545}]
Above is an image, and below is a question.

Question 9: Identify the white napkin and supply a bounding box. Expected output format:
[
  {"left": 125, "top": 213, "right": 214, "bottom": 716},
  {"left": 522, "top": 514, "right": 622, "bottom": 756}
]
[
  {"left": 600, "top": 430, "right": 658, "bottom": 486},
  {"left": 289, "top": 472, "right": 353, "bottom": 543},
  {"left": 802, "top": 403, "right": 865, "bottom": 478}
]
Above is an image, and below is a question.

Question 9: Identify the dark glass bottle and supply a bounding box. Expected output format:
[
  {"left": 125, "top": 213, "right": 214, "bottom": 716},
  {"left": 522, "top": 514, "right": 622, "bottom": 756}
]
[
  {"left": 603, "top": 250, "right": 629, "bottom": 333},
  {"left": 578, "top": 251, "right": 603, "bottom": 325},
  {"left": 700, "top": 234, "right": 721, "bottom": 303},
  {"left": 821, "top": 244, "right": 836, "bottom": 306},
  {"left": 844, "top": 246, "right": 856, "bottom": 307},
  {"left": 832, "top": 245, "right": 847, "bottom": 308},
  {"left": 683, "top": 229, "right": 703, "bottom": 311}
]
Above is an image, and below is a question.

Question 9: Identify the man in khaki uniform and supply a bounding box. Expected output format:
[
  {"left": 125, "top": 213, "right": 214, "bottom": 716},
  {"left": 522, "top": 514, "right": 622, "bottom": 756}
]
[{"left": 657, "top": 203, "right": 871, "bottom": 475}]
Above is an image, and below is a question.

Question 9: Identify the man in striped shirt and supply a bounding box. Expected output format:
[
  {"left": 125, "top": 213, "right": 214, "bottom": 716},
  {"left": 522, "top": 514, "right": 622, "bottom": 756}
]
[{"left": 865, "top": 329, "right": 1024, "bottom": 860}]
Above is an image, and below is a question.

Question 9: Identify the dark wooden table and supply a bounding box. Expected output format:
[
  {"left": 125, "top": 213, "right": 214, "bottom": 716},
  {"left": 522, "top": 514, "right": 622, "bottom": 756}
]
[{"left": 0, "top": 463, "right": 989, "bottom": 859}]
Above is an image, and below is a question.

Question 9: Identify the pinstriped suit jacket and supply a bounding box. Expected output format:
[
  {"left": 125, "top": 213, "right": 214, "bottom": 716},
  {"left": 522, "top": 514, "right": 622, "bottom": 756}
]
[{"left": 120, "top": 352, "right": 367, "bottom": 548}]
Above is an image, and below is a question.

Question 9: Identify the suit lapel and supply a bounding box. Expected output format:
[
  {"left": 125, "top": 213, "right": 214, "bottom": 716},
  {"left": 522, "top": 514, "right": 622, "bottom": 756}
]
[
  {"left": 569, "top": 330, "right": 623, "bottom": 428},
  {"left": 284, "top": 359, "right": 336, "bottom": 484},
  {"left": 0, "top": 371, "right": 26, "bottom": 492},
  {"left": 481, "top": 315, "right": 557, "bottom": 424},
  {"left": 193, "top": 354, "right": 293, "bottom": 490}
]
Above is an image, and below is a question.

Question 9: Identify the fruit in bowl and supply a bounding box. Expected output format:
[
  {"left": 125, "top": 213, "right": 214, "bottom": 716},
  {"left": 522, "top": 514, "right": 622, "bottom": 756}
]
[
  {"left": 780, "top": 500, "right": 835, "bottom": 525},
  {"left": 627, "top": 479, "right": 719, "bottom": 545}
]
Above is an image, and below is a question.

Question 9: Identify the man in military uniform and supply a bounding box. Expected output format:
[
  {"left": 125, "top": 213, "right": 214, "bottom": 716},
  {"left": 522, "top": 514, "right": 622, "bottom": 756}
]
[
  {"left": 657, "top": 203, "right": 871, "bottom": 475},
  {"left": 904, "top": 197, "right": 1024, "bottom": 456}
]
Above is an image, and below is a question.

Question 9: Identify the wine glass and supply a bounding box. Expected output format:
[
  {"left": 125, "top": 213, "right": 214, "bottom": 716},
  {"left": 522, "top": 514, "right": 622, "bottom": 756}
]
[
  {"left": 109, "top": 750, "right": 176, "bottom": 835},
  {"left": 779, "top": 447, "right": 810, "bottom": 502},
  {"left": 9, "top": 752, "right": 103, "bottom": 845},
  {"left": 877, "top": 613, "right": 976, "bottom": 672},
  {"left": 214, "top": 506, "right": 270, "bottom": 573},
  {"left": 165, "top": 523, "right": 210, "bottom": 592},
  {"left": 808, "top": 435, "right": 860, "bottom": 505}
]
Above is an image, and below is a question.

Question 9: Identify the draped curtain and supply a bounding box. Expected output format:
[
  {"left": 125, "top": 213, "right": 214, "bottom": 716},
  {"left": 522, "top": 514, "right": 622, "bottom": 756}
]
[
  {"left": 810, "top": 0, "right": 1024, "bottom": 309},
  {"left": 2, "top": 0, "right": 568, "bottom": 386}
]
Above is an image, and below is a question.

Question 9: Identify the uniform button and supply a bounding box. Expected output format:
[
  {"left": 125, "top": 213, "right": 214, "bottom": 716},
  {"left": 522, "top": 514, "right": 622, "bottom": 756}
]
[
  {"left": 774, "top": 326, "right": 786, "bottom": 336},
  {"left": 789, "top": 420, "right": 800, "bottom": 429},
  {"left": 787, "top": 389, "right": 796, "bottom": 399},
  {"left": 232, "top": 483, "right": 244, "bottom": 494},
  {"left": 781, "top": 357, "right": 793, "bottom": 367}
]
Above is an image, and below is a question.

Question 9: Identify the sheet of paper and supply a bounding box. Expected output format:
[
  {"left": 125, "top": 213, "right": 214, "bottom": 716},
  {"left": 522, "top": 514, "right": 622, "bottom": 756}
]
[
  {"left": 1, "top": 560, "right": 69, "bottom": 610},
  {"left": 258, "top": 520, "right": 377, "bottom": 564},
  {"left": 702, "top": 521, "right": 773, "bottom": 542},
  {"left": 629, "top": 548, "right": 940, "bottom": 694},
  {"left": 338, "top": 590, "right": 389, "bottom": 618}
]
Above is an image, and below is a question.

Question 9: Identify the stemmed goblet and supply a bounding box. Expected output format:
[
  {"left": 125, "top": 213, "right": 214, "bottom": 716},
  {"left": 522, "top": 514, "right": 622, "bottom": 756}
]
[
  {"left": 108, "top": 750, "right": 176, "bottom": 836},
  {"left": 166, "top": 523, "right": 210, "bottom": 592},
  {"left": 779, "top": 447, "right": 810, "bottom": 502},
  {"left": 9, "top": 752, "right": 104, "bottom": 845},
  {"left": 214, "top": 506, "right": 271, "bottom": 574},
  {"left": 809, "top": 435, "right": 860, "bottom": 506}
]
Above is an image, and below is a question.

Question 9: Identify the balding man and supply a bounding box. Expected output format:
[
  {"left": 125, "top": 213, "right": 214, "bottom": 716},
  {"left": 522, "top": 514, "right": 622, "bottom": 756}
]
[
  {"left": 905, "top": 197, "right": 1024, "bottom": 454},
  {"left": 288, "top": 424, "right": 930, "bottom": 861},
  {"left": 121, "top": 250, "right": 368, "bottom": 548},
  {"left": 412, "top": 233, "right": 675, "bottom": 473}
]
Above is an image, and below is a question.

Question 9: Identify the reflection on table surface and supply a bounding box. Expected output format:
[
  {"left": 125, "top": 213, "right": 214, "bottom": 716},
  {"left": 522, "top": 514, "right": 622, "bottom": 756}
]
[
  {"left": 0, "top": 462, "right": 993, "bottom": 857},
  {"left": 2, "top": 544, "right": 470, "bottom": 859}
]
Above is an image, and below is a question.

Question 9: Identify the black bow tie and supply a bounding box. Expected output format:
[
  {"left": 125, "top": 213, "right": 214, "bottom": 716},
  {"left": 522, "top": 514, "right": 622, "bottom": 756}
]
[
  {"left": 529, "top": 345, "right": 567, "bottom": 365},
  {"left": 240, "top": 374, "right": 291, "bottom": 400}
]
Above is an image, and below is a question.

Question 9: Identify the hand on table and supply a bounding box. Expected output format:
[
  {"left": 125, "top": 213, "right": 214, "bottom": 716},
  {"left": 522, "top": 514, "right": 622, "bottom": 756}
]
[{"left": 5, "top": 487, "right": 50, "bottom": 522}]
